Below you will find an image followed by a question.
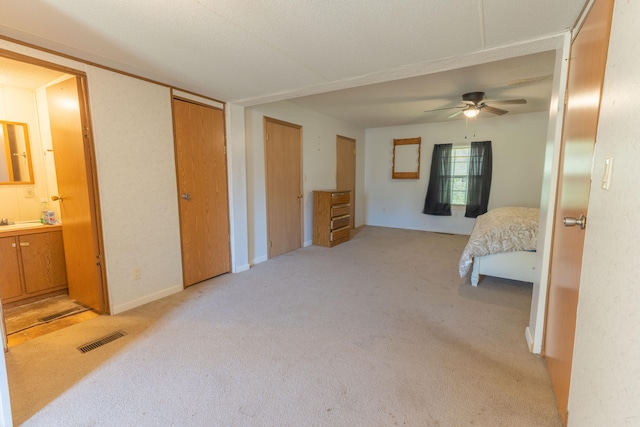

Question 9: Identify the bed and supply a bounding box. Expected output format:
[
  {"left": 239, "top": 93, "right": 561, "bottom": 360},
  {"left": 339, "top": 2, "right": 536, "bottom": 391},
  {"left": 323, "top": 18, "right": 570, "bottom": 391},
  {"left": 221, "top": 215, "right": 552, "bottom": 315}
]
[{"left": 459, "top": 206, "right": 539, "bottom": 286}]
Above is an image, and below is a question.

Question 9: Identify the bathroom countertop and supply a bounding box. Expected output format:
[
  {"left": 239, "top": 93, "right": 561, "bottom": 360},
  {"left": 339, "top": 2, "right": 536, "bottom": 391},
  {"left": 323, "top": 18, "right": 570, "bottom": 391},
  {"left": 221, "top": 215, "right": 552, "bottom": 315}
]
[{"left": 0, "top": 222, "right": 62, "bottom": 237}]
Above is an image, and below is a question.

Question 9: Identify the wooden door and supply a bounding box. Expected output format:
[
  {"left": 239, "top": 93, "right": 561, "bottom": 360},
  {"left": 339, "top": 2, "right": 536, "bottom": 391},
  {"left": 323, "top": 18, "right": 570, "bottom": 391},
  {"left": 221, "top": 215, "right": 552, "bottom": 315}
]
[
  {"left": 173, "top": 98, "right": 230, "bottom": 287},
  {"left": 543, "top": 0, "right": 614, "bottom": 424},
  {"left": 264, "top": 118, "right": 302, "bottom": 258},
  {"left": 336, "top": 135, "right": 356, "bottom": 229},
  {"left": 47, "top": 76, "right": 106, "bottom": 313}
]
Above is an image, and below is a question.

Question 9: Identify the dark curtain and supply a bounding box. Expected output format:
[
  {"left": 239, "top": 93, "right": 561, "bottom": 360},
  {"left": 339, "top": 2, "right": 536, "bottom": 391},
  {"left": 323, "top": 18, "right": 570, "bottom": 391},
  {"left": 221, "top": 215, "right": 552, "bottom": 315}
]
[
  {"left": 422, "top": 143, "right": 452, "bottom": 216},
  {"left": 465, "top": 141, "right": 492, "bottom": 218}
]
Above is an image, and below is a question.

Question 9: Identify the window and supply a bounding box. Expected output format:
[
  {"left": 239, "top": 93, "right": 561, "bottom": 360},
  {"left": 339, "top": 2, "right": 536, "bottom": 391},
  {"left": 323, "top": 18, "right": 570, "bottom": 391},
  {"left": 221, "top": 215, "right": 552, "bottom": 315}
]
[
  {"left": 451, "top": 146, "right": 471, "bottom": 205},
  {"left": 423, "top": 141, "right": 492, "bottom": 218}
]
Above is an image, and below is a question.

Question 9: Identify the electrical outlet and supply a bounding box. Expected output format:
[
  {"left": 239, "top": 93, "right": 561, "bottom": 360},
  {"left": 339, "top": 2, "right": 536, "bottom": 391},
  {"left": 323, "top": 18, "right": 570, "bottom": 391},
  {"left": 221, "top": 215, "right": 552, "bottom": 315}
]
[
  {"left": 24, "top": 187, "right": 34, "bottom": 198},
  {"left": 132, "top": 267, "right": 141, "bottom": 280}
]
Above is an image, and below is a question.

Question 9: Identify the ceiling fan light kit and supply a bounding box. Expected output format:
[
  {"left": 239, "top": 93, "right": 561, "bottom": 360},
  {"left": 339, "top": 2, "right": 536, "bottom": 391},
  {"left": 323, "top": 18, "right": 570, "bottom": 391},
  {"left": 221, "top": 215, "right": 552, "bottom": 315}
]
[
  {"left": 463, "top": 107, "right": 480, "bottom": 118},
  {"left": 425, "top": 91, "right": 527, "bottom": 119}
]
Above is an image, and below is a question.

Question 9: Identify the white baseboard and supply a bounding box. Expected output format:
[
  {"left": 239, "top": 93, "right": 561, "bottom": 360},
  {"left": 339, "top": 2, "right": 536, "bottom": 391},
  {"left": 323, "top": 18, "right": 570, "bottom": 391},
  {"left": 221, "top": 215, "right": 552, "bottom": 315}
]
[
  {"left": 525, "top": 326, "right": 534, "bottom": 353},
  {"left": 233, "top": 263, "right": 250, "bottom": 273},
  {"left": 304, "top": 240, "right": 312, "bottom": 247},
  {"left": 251, "top": 255, "right": 268, "bottom": 265},
  {"left": 110, "top": 284, "right": 183, "bottom": 315}
]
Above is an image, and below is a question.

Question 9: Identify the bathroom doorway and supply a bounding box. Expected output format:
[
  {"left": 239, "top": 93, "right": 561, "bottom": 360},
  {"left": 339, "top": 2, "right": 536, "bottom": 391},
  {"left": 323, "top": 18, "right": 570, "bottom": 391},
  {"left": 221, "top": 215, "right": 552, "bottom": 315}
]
[{"left": 0, "top": 51, "right": 108, "bottom": 339}]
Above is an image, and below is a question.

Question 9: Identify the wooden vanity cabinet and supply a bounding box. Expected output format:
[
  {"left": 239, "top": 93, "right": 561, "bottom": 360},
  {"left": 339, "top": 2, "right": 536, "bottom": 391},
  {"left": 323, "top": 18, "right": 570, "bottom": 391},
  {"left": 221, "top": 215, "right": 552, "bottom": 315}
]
[
  {"left": 313, "top": 190, "right": 351, "bottom": 247},
  {"left": 0, "top": 236, "right": 23, "bottom": 300},
  {"left": 0, "top": 227, "right": 67, "bottom": 305}
]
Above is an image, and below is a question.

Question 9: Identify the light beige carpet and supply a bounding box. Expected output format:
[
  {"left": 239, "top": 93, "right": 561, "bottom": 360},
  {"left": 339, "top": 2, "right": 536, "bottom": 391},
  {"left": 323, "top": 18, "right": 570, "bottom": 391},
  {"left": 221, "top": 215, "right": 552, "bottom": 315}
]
[{"left": 5, "top": 226, "right": 561, "bottom": 426}]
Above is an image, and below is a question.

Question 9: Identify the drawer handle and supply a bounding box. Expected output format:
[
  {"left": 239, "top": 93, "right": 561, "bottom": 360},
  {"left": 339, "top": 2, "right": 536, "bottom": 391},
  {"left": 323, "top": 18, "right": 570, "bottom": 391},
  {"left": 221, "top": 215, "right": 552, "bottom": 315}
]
[{"left": 20, "top": 242, "right": 30, "bottom": 247}]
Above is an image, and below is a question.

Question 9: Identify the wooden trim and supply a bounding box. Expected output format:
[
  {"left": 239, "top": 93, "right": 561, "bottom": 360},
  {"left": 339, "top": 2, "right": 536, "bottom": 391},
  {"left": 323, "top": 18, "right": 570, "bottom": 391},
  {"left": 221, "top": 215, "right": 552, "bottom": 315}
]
[
  {"left": 0, "top": 46, "right": 87, "bottom": 77},
  {"left": 76, "top": 75, "right": 110, "bottom": 314},
  {"left": 337, "top": 135, "right": 356, "bottom": 143},
  {"left": 171, "top": 89, "right": 224, "bottom": 110},
  {"left": 264, "top": 116, "right": 301, "bottom": 129},
  {"left": 0, "top": 35, "right": 225, "bottom": 106},
  {"left": 392, "top": 137, "right": 421, "bottom": 179}
]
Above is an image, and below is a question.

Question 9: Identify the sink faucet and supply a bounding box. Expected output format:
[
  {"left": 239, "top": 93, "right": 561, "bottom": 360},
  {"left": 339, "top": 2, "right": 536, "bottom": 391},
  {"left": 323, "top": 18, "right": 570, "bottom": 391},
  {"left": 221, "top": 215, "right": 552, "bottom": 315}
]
[{"left": 0, "top": 218, "right": 8, "bottom": 226}]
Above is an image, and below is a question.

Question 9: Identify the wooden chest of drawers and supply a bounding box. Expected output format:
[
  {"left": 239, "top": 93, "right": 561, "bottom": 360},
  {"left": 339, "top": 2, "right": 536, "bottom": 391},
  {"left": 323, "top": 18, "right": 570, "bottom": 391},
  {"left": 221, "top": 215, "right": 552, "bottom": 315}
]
[{"left": 312, "top": 190, "right": 351, "bottom": 247}]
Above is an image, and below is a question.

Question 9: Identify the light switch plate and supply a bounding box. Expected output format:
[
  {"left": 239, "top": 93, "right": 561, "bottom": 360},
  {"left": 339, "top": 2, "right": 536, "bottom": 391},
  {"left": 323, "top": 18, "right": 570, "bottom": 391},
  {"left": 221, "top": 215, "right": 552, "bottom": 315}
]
[{"left": 602, "top": 157, "right": 613, "bottom": 190}]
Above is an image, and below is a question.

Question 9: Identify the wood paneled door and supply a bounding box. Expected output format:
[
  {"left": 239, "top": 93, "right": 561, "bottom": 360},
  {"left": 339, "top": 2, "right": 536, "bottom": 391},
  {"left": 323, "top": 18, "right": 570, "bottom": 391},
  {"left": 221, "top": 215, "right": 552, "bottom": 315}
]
[
  {"left": 543, "top": 0, "right": 614, "bottom": 424},
  {"left": 173, "top": 98, "right": 231, "bottom": 287},
  {"left": 47, "top": 76, "right": 107, "bottom": 313},
  {"left": 264, "top": 118, "right": 303, "bottom": 258},
  {"left": 336, "top": 135, "right": 356, "bottom": 229}
]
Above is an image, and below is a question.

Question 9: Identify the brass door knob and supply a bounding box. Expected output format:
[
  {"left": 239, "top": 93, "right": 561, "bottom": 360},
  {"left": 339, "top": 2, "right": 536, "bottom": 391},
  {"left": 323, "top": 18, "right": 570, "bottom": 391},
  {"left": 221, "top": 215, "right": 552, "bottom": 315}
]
[{"left": 51, "top": 195, "right": 64, "bottom": 202}]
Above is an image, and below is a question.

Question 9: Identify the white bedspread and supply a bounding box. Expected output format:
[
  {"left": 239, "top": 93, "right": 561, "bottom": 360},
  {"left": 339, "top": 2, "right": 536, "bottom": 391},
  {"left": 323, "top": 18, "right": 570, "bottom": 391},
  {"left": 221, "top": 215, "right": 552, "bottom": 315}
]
[{"left": 459, "top": 206, "right": 539, "bottom": 277}]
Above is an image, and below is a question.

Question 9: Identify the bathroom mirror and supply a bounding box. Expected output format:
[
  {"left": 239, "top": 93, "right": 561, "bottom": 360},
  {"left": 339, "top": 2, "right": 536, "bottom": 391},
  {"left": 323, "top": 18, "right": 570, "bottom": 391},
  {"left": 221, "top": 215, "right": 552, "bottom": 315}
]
[{"left": 0, "top": 121, "right": 33, "bottom": 184}]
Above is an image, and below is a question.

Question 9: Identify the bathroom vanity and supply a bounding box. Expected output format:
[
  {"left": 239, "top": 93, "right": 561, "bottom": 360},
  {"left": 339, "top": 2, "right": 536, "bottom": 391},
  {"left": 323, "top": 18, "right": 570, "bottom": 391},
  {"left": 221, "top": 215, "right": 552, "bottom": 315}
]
[{"left": 0, "top": 224, "right": 67, "bottom": 306}]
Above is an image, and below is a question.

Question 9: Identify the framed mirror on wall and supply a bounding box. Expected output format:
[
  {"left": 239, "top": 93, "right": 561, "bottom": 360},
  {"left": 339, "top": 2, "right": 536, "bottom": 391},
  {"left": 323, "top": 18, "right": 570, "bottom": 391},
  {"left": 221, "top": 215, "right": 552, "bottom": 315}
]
[
  {"left": 392, "top": 137, "right": 421, "bottom": 179},
  {"left": 0, "top": 121, "right": 33, "bottom": 184}
]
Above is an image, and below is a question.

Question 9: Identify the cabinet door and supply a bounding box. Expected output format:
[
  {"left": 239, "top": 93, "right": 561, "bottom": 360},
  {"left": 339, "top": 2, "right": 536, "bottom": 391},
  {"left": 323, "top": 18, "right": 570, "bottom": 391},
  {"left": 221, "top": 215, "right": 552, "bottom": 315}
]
[
  {"left": 20, "top": 231, "right": 67, "bottom": 294},
  {"left": 0, "top": 236, "right": 23, "bottom": 300}
]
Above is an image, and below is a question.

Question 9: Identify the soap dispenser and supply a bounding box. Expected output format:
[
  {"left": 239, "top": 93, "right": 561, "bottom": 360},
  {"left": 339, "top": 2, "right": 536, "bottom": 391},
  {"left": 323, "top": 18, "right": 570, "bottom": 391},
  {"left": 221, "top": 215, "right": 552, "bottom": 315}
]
[{"left": 40, "top": 198, "right": 49, "bottom": 224}]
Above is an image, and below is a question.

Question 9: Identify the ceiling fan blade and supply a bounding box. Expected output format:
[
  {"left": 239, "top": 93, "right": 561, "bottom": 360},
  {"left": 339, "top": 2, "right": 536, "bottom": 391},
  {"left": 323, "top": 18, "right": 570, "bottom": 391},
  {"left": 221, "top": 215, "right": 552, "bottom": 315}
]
[
  {"left": 448, "top": 110, "right": 464, "bottom": 119},
  {"left": 423, "top": 105, "right": 463, "bottom": 113},
  {"left": 489, "top": 99, "right": 527, "bottom": 105},
  {"left": 482, "top": 105, "right": 508, "bottom": 115}
]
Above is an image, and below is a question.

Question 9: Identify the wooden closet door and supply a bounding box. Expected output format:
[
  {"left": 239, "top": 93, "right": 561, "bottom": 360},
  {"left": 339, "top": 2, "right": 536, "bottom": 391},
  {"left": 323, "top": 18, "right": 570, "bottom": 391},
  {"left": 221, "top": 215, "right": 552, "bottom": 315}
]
[
  {"left": 173, "top": 98, "right": 230, "bottom": 286},
  {"left": 264, "top": 118, "right": 302, "bottom": 258}
]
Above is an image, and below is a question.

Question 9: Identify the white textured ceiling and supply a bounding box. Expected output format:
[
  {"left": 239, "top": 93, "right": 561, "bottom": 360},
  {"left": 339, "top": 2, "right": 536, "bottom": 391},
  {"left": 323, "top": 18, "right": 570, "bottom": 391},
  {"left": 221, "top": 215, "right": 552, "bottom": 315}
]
[{"left": 0, "top": 0, "right": 587, "bottom": 127}]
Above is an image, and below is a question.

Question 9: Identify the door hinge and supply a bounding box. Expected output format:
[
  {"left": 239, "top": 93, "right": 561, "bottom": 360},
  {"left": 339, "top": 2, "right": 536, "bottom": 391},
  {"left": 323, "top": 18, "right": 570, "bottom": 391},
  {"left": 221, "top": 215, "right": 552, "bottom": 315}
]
[
  {"left": 269, "top": 240, "right": 272, "bottom": 248},
  {"left": 266, "top": 132, "right": 269, "bottom": 141},
  {"left": 83, "top": 126, "right": 90, "bottom": 137},
  {"left": 564, "top": 91, "right": 569, "bottom": 106}
]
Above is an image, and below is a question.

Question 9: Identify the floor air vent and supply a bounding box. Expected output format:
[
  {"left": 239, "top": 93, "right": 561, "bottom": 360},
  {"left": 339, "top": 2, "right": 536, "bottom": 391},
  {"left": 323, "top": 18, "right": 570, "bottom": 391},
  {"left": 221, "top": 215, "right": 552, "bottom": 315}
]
[
  {"left": 77, "top": 330, "right": 127, "bottom": 354},
  {"left": 38, "top": 307, "right": 84, "bottom": 323}
]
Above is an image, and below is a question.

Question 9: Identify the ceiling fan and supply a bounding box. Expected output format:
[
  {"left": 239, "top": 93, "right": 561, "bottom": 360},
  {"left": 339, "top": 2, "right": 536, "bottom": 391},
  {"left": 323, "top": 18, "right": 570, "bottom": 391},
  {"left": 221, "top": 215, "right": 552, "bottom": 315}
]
[{"left": 424, "top": 91, "right": 527, "bottom": 118}]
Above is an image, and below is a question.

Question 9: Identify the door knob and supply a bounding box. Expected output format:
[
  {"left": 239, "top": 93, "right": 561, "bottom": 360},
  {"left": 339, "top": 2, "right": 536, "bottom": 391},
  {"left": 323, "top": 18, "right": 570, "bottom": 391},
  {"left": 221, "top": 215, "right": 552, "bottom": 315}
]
[
  {"left": 563, "top": 214, "right": 586, "bottom": 230},
  {"left": 51, "top": 195, "right": 64, "bottom": 202},
  {"left": 181, "top": 193, "right": 191, "bottom": 201},
  {"left": 297, "top": 194, "right": 303, "bottom": 199}
]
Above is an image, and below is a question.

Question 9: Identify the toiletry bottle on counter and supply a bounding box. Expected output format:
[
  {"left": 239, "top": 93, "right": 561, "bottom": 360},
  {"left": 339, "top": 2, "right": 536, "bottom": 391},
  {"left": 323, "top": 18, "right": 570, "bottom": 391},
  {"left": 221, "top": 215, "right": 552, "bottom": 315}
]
[{"left": 40, "top": 198, "right": 49, "bottom": 224}]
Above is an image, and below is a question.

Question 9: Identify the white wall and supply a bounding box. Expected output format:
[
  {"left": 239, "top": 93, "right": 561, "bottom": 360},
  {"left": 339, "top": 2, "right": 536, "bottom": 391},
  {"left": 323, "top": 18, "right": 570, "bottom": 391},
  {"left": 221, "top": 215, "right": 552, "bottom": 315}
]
[
  {"left": 226, "top": 103, "right": 250, "bottom": 273},
  {"left": 86, "top": 67, "right": 183, "bottom": 314},
  {"left": 364, "top": 112, "right": 549, "bottom": 235},
  {"left": 568, "top": 0, "right": 640, "bottom": 424},
  {"left": 245, "top": 101, "right": 366, "bottom": 264}
]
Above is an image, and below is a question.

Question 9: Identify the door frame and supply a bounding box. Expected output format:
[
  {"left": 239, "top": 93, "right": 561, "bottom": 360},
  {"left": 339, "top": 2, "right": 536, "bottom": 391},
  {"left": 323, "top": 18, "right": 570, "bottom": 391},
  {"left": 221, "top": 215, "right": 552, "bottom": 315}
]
[
  {"left": 336, "top": 135, "right": 356, "bottom": 229},
  {"left": 0, "top": 49, "right": 109, "bottom": 313},
  {"left": 263, "top": 117, "right": 303, "bottom": 258}
]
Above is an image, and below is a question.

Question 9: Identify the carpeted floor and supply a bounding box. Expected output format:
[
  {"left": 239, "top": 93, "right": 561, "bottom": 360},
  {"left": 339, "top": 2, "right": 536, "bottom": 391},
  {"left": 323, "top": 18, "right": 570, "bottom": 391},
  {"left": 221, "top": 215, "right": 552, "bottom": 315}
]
[{"left": 5, "top": 226, "right": 561, "bottom": 426}]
